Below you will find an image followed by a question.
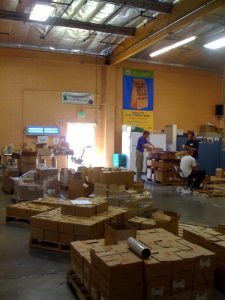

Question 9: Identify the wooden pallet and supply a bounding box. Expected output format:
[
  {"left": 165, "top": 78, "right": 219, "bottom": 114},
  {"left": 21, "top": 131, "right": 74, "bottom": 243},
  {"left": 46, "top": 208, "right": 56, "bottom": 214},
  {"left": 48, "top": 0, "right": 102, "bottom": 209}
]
[
  {"left": 67, "top": 270, "right": 92, "bottom": 300},
  {"left": 206, "top": 177, "right": 225, "bottom": 184},
  {"left": 30, "top": 239, "right": 70, "bottom": 253},
  {"left": 196, "top": 185, "right": 225, "bottom": 197},
  {"left": 6, "top": 216, "right": 30, "bottom": 224}
]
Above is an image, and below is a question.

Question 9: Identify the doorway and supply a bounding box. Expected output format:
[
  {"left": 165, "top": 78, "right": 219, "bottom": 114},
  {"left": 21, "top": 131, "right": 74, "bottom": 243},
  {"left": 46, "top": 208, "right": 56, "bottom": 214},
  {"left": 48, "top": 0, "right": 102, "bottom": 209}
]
[{"left": 66, "top": 123, "right": 95, "bottom": 169}]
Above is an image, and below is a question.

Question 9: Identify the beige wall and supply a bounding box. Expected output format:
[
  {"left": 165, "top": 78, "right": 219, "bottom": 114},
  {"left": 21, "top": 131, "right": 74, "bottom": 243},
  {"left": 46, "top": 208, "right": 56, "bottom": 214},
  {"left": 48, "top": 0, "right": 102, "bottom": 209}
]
[{"left": 0, "top": 48, "right": 222, "bottom": 166}]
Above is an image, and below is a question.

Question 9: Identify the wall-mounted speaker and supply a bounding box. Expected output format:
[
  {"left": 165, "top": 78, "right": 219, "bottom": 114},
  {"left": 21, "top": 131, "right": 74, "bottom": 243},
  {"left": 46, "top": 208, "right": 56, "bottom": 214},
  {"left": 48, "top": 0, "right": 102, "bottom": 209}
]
[{"left": 215, "top": 104, "right": 224, "bottom": 116}]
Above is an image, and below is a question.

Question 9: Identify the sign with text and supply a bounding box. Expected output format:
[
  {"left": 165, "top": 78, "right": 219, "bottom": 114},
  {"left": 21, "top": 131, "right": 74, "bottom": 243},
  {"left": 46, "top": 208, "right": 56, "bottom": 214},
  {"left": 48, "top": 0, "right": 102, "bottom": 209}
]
[
  {"left": 123, "top": 69, "right": 154, "bottom": 130},
  {"left": 62, "top": 92, "right": 94, "bottom": 105}
]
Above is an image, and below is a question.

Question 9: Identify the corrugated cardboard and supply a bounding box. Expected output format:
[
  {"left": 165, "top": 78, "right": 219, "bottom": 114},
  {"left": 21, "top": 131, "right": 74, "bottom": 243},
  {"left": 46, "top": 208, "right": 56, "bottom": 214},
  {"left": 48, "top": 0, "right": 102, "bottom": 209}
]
[{"left": 105, "top": 222, "right": 136, "bottom": 245}]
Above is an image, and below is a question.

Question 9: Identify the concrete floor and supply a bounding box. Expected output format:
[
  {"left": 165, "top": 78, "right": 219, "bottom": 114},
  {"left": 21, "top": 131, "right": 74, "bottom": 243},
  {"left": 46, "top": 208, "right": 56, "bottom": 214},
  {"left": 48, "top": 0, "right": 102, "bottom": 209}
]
[{"left": 0, "top": 183, "right": 225, "bottom": 300}]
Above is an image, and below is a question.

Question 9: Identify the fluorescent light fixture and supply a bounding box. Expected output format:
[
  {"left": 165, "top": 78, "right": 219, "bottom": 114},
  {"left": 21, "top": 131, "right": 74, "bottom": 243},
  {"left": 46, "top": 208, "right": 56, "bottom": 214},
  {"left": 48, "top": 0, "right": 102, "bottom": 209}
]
[
  {"left": 149, "top": 36, "right": 197, "bottom": 57},
  {"left": 29, "top": 4, "right": 54, "bottom": 21},
  {"left": 26, "top": 126, "right": 60, "bottom": 136},
  {"left": 204, "top": 36, "right": 225, "bottom": 49},
  {"left": 49, "top": 47, "right": 55, "bottom": 50}
]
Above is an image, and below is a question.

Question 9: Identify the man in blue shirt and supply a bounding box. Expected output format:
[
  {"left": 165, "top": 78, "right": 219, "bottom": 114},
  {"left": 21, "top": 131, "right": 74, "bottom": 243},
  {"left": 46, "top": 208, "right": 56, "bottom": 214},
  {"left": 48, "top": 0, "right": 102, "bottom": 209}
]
[{"left": 136, "top": 131, "right": 155, "bottom": 181}]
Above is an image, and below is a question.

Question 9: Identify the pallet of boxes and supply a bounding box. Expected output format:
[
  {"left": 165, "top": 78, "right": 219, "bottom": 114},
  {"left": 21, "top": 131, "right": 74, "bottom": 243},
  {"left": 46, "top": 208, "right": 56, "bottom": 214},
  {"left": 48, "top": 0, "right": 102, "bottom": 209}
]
[
  {"left": 12, "top": 166, "right": 60, "bottom": 202},
  {"left": 69, "top": 226, "right": 216, "bottom": 300},
  {"left": 180, "top": 223, "right": 225, "bottom": 294},
  {"left": 146, "top": 151, "right": 180, "bottom": 185},
  {"left": 29, "top": 197, "right": 129, "bottom": 252}
]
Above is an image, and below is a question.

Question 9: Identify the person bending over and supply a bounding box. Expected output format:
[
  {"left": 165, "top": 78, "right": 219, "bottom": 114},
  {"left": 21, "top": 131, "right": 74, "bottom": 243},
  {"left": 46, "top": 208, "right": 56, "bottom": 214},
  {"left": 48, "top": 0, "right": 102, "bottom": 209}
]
[
  {"left": 136, "top": 131, "right": 155, "bottom": 182},
  {"left": 180, "top": 149, "right": 206, "bottom": 189}
]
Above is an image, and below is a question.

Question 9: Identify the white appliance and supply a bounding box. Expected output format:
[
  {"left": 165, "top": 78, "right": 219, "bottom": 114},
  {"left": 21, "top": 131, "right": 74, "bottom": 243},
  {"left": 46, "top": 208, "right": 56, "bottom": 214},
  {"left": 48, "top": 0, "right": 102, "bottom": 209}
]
[
  {"left": 164, "top": 124, "right": 177, "bottom": 151},
  {"left": 122, "top": 125, "right": 167, "bottom": 172}
]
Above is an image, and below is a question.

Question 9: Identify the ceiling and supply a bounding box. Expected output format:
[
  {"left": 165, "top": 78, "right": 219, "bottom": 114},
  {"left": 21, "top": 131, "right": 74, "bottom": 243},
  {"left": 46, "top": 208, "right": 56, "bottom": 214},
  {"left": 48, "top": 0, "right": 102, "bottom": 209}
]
[
  {"left": 132, "top": 8, "right": 225, "bottom": 71},
  {"left": 0, "top": 0, "right": 225, "bottom": 71}
]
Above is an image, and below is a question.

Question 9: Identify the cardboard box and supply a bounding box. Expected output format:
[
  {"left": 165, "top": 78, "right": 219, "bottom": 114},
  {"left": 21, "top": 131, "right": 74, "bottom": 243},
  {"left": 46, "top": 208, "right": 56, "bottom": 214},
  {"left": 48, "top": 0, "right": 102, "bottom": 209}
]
[
  {"left": 191, "top": 288, "right": 212, "bottom": 300},
  {"left": 18, "top": 155, "right": 36, "bottom": 164},
  {"left": 44, "top": 230, "right": 59, "bottom": 242},
  {"left": 30, "top": 227, "right": 44, "bottom": 240},
  {"left": 153, "top": 211, "right": 180, "bottom": 235},
  {"left": 105, "top": 222, "right": 136, "bottom": 245},
  {"left": 59, "top": 232, "right": 75, "bottom": 244},
  {"left": 19, "top": 162, "right": 36, "bottom": 174},
  {"left": 155, "top": 170, "right": 174, "bottom": 185},
  {"left": 15, "top": 183, "right": 44, "bottom": 201},
  {"left": 215, "top": 168, "right": 224, "bottom": 178},
  {"left": 144, "top": 257, "right": 171, "bottom": 299},
  {"left": 158, "top": 152, "right": 176, "bottom": 160},
  {"left": 88, "top": 167, "right": 103, "bottom": 183},
  {"left": 3, "top": 167, "right": 20, "bottom": 193},
  {"left": 35, "top": 167, "right": 58, "bottom": 181},
  {"left": 217, "top": 224, "right": 225, "bottom": 234},
  {"left": 100, "top": 171, "right": 134, "bottom": 189},
  {"left": 68, "top": 180, "right": 93, "bottom": 199}
]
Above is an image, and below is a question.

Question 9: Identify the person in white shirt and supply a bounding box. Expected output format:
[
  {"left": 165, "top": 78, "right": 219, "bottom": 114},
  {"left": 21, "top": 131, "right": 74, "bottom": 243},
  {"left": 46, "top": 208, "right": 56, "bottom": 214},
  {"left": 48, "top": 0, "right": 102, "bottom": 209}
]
[{"left": 180, "top": 149, "right": 206, "bottom": 189}]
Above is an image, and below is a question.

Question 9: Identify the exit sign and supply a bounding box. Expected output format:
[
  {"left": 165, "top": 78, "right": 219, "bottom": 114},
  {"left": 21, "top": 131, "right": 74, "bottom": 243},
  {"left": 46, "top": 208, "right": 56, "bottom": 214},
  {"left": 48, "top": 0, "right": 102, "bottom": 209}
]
[{"left": 78, "top": 111, "right": 85, "bottom": 118}]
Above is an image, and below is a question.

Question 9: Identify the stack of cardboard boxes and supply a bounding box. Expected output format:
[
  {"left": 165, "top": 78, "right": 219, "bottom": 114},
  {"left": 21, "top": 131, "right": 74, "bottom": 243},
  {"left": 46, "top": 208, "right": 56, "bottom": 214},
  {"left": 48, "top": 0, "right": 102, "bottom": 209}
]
[
  {"left": 77, "top": 167, "right": 134, "bottom": 188},
  {"left": 6, "top": 201, "right": 53, "bottom": 221},
  {"left": 146, "top": 151, "right": 179, "bottom": 185},
  {"left": 13, "top": 167, "right": 60, "bottom": 201},
  {"left": 3, "top": 167, "right": 20, "bottom": 193},
  {"left": 30, "top": 203, "right": 128, "bottom": 246},
  {"left": 128, "top": 216, "right": 156, "bottom": 230},
  {"left": 70, "top": 228, "right": 215, "bottom": 300},
  {"left": 180, "top": 223, "right": 225, "bottom": 293},
  {"left": 94, "top": 183, "right": 154, "bottom": 218},
  {"left": 17, "top": 153, "right": 36, "bottom": 174}
]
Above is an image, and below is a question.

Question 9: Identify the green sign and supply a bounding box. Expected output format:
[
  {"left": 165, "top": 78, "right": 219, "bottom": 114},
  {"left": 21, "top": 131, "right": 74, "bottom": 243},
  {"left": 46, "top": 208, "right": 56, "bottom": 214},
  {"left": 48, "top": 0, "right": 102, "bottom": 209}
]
[{"left": 123, "top": 68, "right": 153, "bottom": 78}]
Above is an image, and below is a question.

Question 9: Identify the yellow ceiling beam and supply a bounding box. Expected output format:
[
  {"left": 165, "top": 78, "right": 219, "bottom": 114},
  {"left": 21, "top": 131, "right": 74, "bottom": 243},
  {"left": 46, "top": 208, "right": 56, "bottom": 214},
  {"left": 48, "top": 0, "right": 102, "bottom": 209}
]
[{"left": 107, "top": 0, "right": 225, "bottom": 65}]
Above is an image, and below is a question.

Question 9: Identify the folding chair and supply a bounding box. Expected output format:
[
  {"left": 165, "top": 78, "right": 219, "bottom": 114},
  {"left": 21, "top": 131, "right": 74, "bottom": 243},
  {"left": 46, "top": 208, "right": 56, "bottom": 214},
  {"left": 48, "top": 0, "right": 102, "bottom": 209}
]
[{"left": 172, "top": 165, "right": 193, "bottom": 190}]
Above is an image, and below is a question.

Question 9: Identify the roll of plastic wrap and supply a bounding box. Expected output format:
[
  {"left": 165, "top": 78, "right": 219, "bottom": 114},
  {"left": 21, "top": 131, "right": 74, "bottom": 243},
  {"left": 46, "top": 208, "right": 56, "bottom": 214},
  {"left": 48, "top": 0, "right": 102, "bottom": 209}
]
[{"left": 127, "top": 237, "right": 151, "bottom": 259}]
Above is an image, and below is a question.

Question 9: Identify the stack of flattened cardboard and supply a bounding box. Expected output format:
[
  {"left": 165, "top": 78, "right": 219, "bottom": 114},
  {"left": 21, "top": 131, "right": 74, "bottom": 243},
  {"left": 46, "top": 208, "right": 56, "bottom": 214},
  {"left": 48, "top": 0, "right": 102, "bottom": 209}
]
[
  {"left": 70, "top": 228, "right": 215, "bottom": 300},
  {"left": 180, "top": 223, "right": 225, "bottom": 293},
  {"left": 6, "top": 201, "right": 53, "bottom": 221},
  {"left": 30, "top": 205, "right": 128, "bottom": 245}
]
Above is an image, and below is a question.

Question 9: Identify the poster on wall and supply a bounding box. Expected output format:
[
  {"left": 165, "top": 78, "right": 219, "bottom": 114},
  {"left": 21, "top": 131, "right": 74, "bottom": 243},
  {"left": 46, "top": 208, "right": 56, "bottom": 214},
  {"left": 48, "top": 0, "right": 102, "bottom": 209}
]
[
  {"left": 123, "top": 68, "right": 154, "bottom": 130},
  {"left": 62, "top": 92, "right": 94, "bottom": 105}
]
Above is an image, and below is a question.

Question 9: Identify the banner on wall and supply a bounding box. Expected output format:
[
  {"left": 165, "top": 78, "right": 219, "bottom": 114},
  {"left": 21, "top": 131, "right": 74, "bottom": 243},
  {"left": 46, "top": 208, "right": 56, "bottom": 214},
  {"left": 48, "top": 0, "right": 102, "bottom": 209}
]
[
  {"left": 123, "top": 68, "right": 154, "bottom": 130},
  {"left": 62, "top": 92, "right": 94, "bottom": 105}
]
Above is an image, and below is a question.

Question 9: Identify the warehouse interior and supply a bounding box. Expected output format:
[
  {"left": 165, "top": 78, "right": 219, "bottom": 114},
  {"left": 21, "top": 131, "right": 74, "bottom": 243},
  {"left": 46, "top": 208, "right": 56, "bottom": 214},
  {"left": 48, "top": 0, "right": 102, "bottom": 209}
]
[{"left": 0, "top": 0, "right": 225, "bottom": 299}]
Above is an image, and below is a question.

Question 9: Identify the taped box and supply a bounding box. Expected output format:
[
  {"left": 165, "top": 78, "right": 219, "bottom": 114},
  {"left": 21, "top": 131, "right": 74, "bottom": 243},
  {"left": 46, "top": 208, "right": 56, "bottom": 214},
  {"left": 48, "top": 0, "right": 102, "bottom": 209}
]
[{"left": 61, "top": 197, "right": 108, "bottom": 217}]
